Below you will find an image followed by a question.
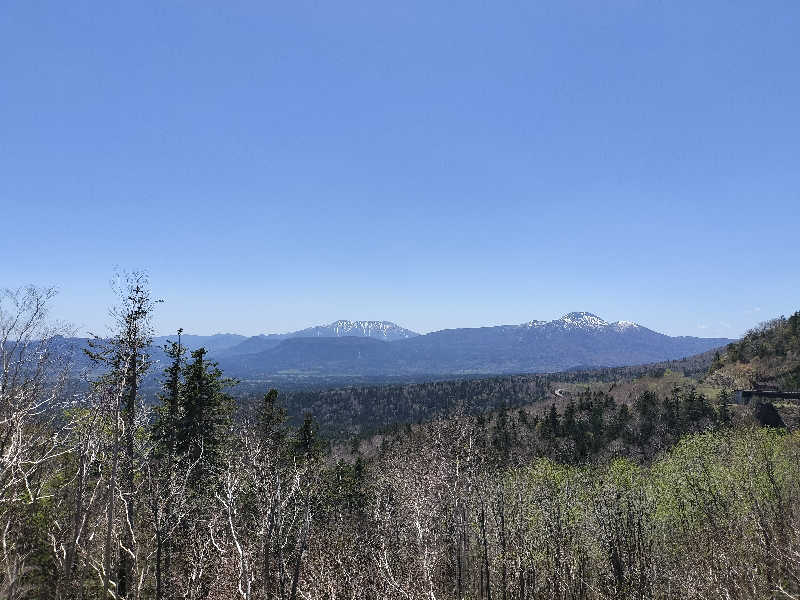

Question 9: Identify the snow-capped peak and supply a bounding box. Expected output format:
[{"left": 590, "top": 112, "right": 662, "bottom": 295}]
[
  {"left": 513, "top": 313, "right": 650, "bottom": 333},
  {"left": 308, "top": 320, "right": 419, "bottom": 341},
  {"left": 611, "top": 320, "right": 641, "bottom": 331},
  {"left": 556, "top": 312, "right": 609, "bottom": 330},
  {"left": 516, "top": 313, "right": 645, "bottom": 333}
]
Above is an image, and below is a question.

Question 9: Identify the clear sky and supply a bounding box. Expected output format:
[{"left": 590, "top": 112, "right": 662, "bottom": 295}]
[{"left": 1, "top": 2, "right": 798, "bottom": 339}]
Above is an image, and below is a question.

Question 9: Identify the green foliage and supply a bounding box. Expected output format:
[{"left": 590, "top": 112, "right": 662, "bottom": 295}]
[
  {"left": 276, "top": 346, "right": 723, "bottom": 440},
  {"left": 498, "top": 428, "right": 800, "bottom": 599},
  {"left": 14, "top": 284, "right": 800, "bottom": 599},
  {"left": 294, "top": 412, "right": 325, "bottom": 462},
  {"left": 652, "top": 428, "right": 799, "bottom": 540},
  {"left": 153, "top": 332, "right": 186, "bottom": 456},
  {"left": 505, "top": 385, "right": 731, "bottom": 465},
  {"left": 176, "top": 347, "right": 236, "bottom": 487},
  {"left": 717, "top": 311, "right": 800, "bottom": 388},
  {"left": 541, "top": 403, "right": 560, "bottom": 439},
  {"left": 710, "top": 350, "right": 723, "bottom": 372},
  {"left": 319, "top": 458, "right": 369, "bottom": 517}
]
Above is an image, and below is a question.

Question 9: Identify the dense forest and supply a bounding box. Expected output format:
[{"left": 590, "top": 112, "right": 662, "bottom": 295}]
[
  {"left": 274, "top": 349, "right": 721, "bottom": 438},
  {"left": 1, "top": 278, "right": 798, "bottom": 599}
]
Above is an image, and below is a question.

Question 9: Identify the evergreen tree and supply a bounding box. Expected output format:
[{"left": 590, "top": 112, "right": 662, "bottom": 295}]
[
  {"left": 662, "top": 386, "right": 680, "bottom": 432},
  {"left": 562, "top": 400, "right": 577, "bottom": 440},
  {"left": 153, "top": 330, "right": 185, "bottom": 457},
  {"left": 177, "top": 348, "right": 236, "bottom": 488},
  {"left": 588, "top": 399, "right": 606, "bottom": 453},
  {"left": 541, "top": 404, "right": 560, "bottom": 439},
  {"left": 151, "top": 329, "right": 186, "bottom": 600},
  {"left": 294, "top": 413, "right": 324, "bottom": 462},
  {"left": 612, "top": 403, "right": 633, "bottom": 442},
  {"left": 634, "top": 390, "right": 659, "bottom": 444},
  {"left": 256, "top": 388, "right": 288, "bottom": 452}
]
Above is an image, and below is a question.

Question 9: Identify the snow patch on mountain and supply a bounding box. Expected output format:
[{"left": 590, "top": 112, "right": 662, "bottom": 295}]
[
  {"left": 514, "top": 313, "right": 644, "bottom": 333},
  {"left": 554, "top": 312, "right": 609, "bottom": 330},
  {"left": 611, "top": 320, "right": 641, "bottom": 331},
  {"left": 521, "top": 320, "right": 547, "bottom": 328},
  {"left": 305, "top": 320, "right": 419, "bottom": 341}
]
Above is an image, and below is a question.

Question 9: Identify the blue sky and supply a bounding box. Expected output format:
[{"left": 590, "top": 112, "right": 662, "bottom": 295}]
[{"left": 1, "top": 2, "right": 798, "bottom": 338}]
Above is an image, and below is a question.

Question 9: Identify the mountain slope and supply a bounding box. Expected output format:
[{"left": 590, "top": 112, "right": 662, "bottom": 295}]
[
  {"left": 219, "top": 312, "right": 733, "bottom": 378},
  {"left": 396, "top": 313, "right": 730, "bottom": 373},
  {"left": 218, "top": 320, "right": 419, "bottom": 357},
  {"left": 708, "top": 311, "right": 800, "bottom": 390},
  {"left": 221, "top": 337, "right": 397, "bottom": 377},
  {"left": 292, "top": 320, "right": 419, "bottom": 341},
  {"left": 151, "top": 333, "right": 247, "bottom": 354}
]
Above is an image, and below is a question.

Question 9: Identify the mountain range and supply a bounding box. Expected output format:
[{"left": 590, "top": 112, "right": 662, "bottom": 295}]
[
  {"left": 52, "top": 313, "right": 734, "bottom": 381},
  {"left": 193, "top": 320, "right": 419, "bottom": 358},
  {"left": 193, "top": 313, "right": 732, "bottom": 378}
]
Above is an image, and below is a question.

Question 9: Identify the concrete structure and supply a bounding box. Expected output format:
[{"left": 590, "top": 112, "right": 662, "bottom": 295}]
[{"left": 733, "top": 389, "right": 800, "bottom": 405}]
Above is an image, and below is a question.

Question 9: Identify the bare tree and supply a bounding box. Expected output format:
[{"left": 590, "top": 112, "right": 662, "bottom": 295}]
[
  {"left": 87, "top": 271, "right": 157, "bottom": 599},
  {"left": 0, "top": 286, "right": 73, "bottom": 597}
]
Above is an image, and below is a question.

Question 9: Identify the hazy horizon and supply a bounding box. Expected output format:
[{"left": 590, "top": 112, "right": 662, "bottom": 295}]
[{"left": 40, "top": 297, "right": 762, "bottom": 340}]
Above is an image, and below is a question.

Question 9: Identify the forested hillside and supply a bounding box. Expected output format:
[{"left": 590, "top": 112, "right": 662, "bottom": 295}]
[
  {"left": 1, "top": 282, "right": 798, "bottom": 599},
  {"left": 274, "top": 348, "right": 722, "bottom": 438},
  {"left": 708, "top": 311, "right": 800, "bottom": 390}
]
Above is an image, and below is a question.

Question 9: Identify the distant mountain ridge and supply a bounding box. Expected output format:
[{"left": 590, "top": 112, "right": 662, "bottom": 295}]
[
  {"left": 51, "top": 313, "right": 735, "bottom": 382},
  {"left": 295, "top": 320, "right": 419, "bottom": 340},
  {"left": 152, "top": 333, "right": 247, "bottom": 355},
  {"left": 208, "top": 312, "right": 734, "bottom": 378},
  {"left": 212, "top": 320, "right": 419, "bottom": 357}
]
